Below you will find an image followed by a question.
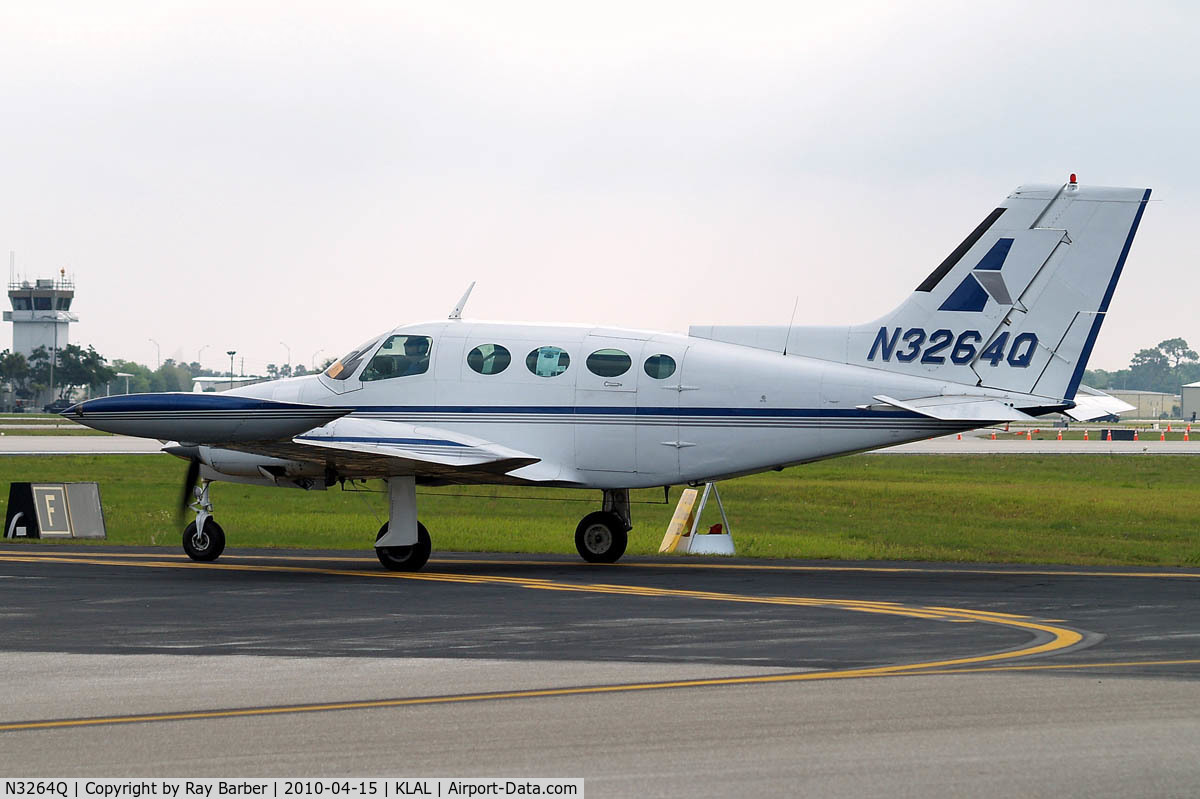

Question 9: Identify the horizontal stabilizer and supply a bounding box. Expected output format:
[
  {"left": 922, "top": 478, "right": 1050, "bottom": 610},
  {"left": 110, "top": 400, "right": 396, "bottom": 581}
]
[
  {"left": 865, "top": 394, "right": 1038, "bottom": 422},
  {"left": 1062, "top": 385, "right": 1135, "bottom": 421}
]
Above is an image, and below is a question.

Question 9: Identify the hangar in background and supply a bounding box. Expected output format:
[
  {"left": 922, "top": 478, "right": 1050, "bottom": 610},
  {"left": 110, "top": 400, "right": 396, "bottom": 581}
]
[
  {"left": 1108, "top": 389, "right": 1181, "bottom": 419},
  {"left": 1182, "top": 382, "right": 1200, "bottom": 422}
]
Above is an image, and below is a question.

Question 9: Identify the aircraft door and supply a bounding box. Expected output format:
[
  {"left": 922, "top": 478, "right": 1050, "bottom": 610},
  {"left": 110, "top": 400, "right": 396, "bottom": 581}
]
[
  {"left": 635, "top": 342, "right": 688, "bottom": 479},
  {"left": 574, "top": 336, "right": 642, "bottom": 473}
]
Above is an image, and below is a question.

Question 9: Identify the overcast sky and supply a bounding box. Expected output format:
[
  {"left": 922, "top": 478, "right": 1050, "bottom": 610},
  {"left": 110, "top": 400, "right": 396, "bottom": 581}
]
[{"left": 1, "top": 1, "right": 1195, "bottom": 374}]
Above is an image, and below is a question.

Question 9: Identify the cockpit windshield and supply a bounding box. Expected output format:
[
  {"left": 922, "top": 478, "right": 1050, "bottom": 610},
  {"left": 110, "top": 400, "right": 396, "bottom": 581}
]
[
  {"left": 324, "top": 336, "right": 382, "bottom": 381},
  {"left": 361, "top": 335, "right": 432, "bottom": 381}
]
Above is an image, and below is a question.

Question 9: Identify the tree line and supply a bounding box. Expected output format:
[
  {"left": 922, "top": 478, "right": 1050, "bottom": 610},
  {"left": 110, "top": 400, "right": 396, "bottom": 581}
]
[
  {"left": 1083, "top": 337, "right": 1200, "bottom": 395},
  {"left": 0, "top": 344, "right": 314, "bottom": 405},
  {"left": 0, "top": 344, "right": 116, "bottom": 402}
]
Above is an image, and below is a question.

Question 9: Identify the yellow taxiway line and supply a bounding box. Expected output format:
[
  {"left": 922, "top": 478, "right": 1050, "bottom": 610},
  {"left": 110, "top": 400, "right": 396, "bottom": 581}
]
[
  {"left": 2, "top": 548, "right": 1166, "bottom": 734},
  {"left": 0, "top": 550, "right": 1082, "bottom": 669},
  {"left": 4, "top": 546, "right": 1198, "bottom": 580},
  {"left": 3, "top": 658, "right": 1198, "bottom": 734}
]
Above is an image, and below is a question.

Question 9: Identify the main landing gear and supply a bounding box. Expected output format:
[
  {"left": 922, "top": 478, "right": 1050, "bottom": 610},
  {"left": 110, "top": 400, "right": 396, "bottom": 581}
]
[
  {"left": 574, "top": 489, "right": 631, "bottom": 564},
  {"left": 369, "top": 483, "right": 635, "bottom": 572},
  {"left": 183, "top": 479, "right": 226, "bottom": 562},
  {"left": 375, "top": 521, "right": 432, "bottom": 571},
  {"left": 375, "top": 476, "right": 433, "bottom": 571}
]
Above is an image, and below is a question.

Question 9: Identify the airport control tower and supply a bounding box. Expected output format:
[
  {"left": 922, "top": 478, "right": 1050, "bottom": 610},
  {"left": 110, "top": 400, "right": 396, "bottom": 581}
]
[{"left": 3, "top": 255, "right": 78, "bottom": 407}]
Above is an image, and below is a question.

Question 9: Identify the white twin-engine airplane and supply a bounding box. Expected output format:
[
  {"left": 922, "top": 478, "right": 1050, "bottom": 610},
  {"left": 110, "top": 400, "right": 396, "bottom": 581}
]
[{"left": 68, "top": 179, "right": 1150, "bottom": 571}]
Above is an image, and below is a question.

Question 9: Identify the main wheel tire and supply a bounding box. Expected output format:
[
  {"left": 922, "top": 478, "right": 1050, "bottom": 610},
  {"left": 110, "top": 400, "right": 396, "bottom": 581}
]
[
  {"left": 183, "top": 518, "right": 226, "bottom": 562},
  {"left": 375, "top": 521, "right": 432, "bottom": 571},
  {"left": 575, "top": 511, "right": 629, "bottom": 564}
]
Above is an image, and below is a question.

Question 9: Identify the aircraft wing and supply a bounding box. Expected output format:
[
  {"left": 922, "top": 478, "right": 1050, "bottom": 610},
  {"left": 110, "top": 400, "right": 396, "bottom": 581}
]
[
  {"left": 218, "top": 417, "right": 543, "bottom": 482},
  {"left": 865, "top": 394, "right": 1039, "bottom": 422}
]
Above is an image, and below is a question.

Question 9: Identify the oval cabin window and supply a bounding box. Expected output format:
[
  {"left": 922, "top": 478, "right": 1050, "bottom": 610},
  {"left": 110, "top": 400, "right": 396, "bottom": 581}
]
[
  {"left": 467, "top": 343, "right": 511, "bottom": 375},
  {"left": 586, "top": 348, "right": 631, "bottom": 378},
  {"left": 643, "top": 354, "right": 677, "bottom": 379},
  {"left": 526, "top": 346, "right": 570, "bottom": 378}
]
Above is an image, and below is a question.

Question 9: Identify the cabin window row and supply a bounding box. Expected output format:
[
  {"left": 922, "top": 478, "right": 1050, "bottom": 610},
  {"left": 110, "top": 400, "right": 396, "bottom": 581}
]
[
  {"left": 470, "top": 344, "right": 676, "bottom": 380},
  {"left": 326, "top": 337, "right": 678, "bottom": 382}
]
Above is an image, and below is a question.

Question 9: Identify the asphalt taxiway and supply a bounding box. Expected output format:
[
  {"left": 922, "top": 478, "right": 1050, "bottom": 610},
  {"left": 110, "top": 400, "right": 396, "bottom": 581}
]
[{"left": 1, "top": 547, "right": 1198, "bottom": 797}]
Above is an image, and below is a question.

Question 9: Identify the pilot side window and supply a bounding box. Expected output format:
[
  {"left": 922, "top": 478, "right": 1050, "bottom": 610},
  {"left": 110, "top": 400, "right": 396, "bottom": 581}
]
[
  {"left": 361, "top": 335, "right": 433, "bottom": 381},
  {"left": 467, "top": 344, "right": 511, "bottom": 375},
  {"left": 526, "top": 346, "right": 570, "bottom": 378}
]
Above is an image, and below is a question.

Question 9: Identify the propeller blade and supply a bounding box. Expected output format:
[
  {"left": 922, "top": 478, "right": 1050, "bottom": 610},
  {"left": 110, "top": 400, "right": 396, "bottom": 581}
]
[{"left": 180, "top": 459, "right": 201, "bottom": 514}]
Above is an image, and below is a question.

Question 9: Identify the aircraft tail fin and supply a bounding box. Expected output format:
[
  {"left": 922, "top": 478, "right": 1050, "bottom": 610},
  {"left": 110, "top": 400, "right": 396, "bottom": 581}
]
[
  {"left": 694, "top": 180, "right": 1151, "bottom": 404},
  {"left": 852, "top": 180, "right": 1150, "bottom": 402}
]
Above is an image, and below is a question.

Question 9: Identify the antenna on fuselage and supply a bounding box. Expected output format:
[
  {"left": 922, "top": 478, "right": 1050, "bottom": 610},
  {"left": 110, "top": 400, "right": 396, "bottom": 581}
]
[
  {"left": 448, "top": 281, "right": 476, "bottom": 320},
  {"left": 781, "top": 295, "right": 799, "bottom": 356}
]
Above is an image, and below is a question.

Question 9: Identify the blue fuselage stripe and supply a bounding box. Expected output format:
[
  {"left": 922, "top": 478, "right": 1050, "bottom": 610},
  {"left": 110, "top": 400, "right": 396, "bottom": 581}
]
[
  {"left": 345, "top": 405, "right": 927, "bottom": 420},
  {"left": 296, "top": 436, "right": 467, "bottom": 447}
]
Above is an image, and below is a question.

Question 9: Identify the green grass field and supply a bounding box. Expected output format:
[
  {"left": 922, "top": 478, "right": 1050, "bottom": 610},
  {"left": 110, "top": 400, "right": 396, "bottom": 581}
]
[{"left": 1, "top": 454, "right": 1197, "bottom": 567}]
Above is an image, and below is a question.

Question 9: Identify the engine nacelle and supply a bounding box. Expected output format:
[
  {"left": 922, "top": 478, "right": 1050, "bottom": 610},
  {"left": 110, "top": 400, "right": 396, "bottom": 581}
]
[{"left": 174, "top": 446, "right": 328, "bottom": 490}]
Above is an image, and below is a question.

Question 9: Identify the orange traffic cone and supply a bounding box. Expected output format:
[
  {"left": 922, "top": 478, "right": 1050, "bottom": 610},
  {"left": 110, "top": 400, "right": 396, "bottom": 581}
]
[
  {"left": 1083, "top": 430, "right": 1089, "bottom": 441},
  {"left": 956, "top": 433, "right": 962, "bottom": 441},
  {"left": 1056, "top": 430, "right": 1063, "bottom": 441},
  {"left": 990, "top": 430, "right": 996, "bottom": 440},
  {"left": 1026, "top": 430, "right": 1032, "bottom": 440},
  {"left": 1134, "top": 430, "right": 1139, "bottom": 441},
  {"left": 1167, "top": 424, "right": 1172, "bottom": 432},
  {"left": 1161, "top": 431, "right": 1166, "bottom": 441},
  {"left": 1106, "top": 430, "right": 1112, "bottom": 441}
]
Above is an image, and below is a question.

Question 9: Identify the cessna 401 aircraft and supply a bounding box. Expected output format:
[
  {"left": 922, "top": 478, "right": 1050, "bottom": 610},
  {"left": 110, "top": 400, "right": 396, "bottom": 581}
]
[{"left": 67, "top": 179, "right": 1150, "bottom": 571}]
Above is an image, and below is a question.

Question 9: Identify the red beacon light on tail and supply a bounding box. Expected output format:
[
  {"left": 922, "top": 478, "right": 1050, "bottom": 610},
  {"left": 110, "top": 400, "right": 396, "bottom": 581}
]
[{"left": 1067, "top": 173, "right": 1078, "bottom": 191}]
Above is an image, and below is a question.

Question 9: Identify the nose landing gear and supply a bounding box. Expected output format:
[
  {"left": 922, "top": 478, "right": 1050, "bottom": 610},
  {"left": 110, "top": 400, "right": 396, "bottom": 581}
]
[{"left": 183, "top": 479, "right": 226, "bottom": 562}]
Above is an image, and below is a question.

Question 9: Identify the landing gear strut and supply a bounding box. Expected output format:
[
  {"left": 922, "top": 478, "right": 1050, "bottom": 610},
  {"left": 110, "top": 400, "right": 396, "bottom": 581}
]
[
  {"left": 183, "top": 479, "right": 225, "bottom": 562},
  {"left": 575, "top": 489, "right": 631, "bottom": 564},
  {"left": 374, "top": 475, "right": 432, "bottom": 571}
]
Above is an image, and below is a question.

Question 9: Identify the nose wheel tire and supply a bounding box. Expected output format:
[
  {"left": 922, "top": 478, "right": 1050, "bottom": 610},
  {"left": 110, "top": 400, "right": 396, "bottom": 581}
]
[
  {"left": 183, "top": 518, "right": 226, "bottom": 562},
  {"left": 376, "top": 521, "right": 432, "bottom": 571},
  {"left": 575, "top": 511, "right": 629, "bottom": 563}
]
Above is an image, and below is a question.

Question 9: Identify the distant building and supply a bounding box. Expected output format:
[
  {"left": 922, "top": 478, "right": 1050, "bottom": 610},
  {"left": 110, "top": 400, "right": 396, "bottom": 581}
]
[
  {"left": 1106, "top": 389, "right": 1181, "bottom": 419},
  {"left": 3, "top": 268, "right": 78, "bottom": 408},
  {"left": 192, "top": 376, "right": 269, "bottom": 393},
  {"left": 1182, "top": 381, "right": 1200, "bottom": 422}
]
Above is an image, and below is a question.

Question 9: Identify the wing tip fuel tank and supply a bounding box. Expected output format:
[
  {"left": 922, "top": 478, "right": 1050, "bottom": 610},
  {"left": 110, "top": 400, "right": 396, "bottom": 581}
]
[{"left": 67, "top": 393, "right": 352, "bottom": 443}]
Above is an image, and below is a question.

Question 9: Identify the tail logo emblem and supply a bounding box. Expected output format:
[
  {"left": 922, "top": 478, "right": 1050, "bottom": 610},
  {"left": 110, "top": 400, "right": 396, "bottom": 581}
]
[{"left": 938, "top": 238, "right": 1014, "bottom": 312}]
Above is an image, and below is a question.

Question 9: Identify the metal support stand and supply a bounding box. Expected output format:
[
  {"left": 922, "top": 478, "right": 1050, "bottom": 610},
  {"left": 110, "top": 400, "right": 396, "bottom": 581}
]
[{"left": 684, "top": 482, "right": 734, "bottom": 555}]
